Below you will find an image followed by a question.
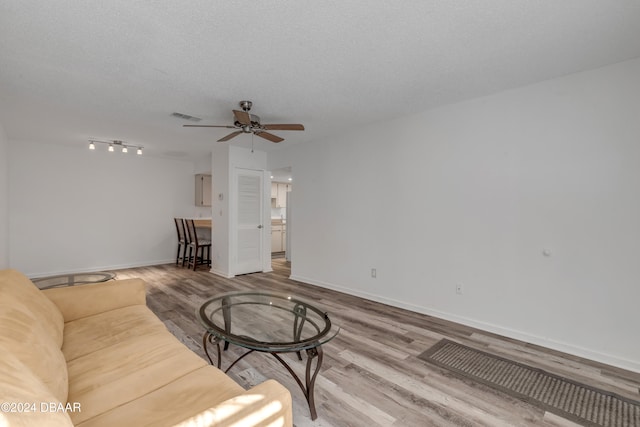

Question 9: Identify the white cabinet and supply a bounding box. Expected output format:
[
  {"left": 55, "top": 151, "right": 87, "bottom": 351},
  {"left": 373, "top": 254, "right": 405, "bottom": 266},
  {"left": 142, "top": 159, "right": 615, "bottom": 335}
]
[
  {"left": 276, "top": 184, "right": 289, "bottom": 208},
  {"left": 271, "top": 222, "right": 287, "bottom": 253},
  {"left": 271, "top": 183, "right": 290, "bottom": 208},
  {"left": 271, "top": 224, "right": 283, "bottom": 252},
  {"left": 195, "top": 174, "right": 212, "bottom": 207}
]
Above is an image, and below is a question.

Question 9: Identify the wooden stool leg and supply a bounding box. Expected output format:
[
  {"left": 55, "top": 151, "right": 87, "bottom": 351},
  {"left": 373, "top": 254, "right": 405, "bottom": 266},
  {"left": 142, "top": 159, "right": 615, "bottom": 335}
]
[{"left": 192, "top": 245, "right": 199, "bottom": 271}]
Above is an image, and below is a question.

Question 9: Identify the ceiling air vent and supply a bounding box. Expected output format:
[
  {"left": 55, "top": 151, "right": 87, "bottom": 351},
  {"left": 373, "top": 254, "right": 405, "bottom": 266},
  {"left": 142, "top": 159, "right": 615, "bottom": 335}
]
[{"left": 171, "top": 112, "right": 201, "bottom": 122}]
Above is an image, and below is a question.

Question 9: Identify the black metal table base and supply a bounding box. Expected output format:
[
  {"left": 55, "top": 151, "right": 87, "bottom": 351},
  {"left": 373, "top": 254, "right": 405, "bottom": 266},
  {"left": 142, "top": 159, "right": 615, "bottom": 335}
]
[{"left": 203, "top": 332, "right": 324, "bottom": 420}]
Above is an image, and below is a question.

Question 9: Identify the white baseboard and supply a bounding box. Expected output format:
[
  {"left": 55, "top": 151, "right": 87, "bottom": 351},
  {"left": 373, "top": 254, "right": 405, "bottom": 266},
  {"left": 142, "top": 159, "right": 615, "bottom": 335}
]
[
  {"left": 210, "top": 268, "right": 234, "bottom": 278},
  {"left": 290, "top": 274, "right": 640, "bottom": 374},
  {"left": 28, "top": 259, "right": 175, "bottom": 279}
]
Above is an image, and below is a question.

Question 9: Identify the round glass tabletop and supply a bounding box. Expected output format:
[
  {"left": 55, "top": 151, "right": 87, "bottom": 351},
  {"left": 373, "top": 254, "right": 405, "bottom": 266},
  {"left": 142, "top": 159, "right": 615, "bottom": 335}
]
[
  {"left": 32, "top": 272, "right": 115, "bottom": 289},
  {"left": 197, "top": 291, "right": 340, "bottom": 352}
]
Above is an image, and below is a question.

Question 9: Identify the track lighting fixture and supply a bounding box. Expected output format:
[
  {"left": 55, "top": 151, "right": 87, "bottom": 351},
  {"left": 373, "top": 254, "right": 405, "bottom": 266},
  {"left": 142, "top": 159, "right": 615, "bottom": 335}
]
[{"left": 88, "top": 139, "right": 143, "bottom": 155}]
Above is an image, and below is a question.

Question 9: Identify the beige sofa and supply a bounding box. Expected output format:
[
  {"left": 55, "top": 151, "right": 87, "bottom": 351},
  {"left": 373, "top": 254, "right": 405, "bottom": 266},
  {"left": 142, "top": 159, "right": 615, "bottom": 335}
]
[{"left": 0, "top": 269, "right": 292, "bottom": 427}]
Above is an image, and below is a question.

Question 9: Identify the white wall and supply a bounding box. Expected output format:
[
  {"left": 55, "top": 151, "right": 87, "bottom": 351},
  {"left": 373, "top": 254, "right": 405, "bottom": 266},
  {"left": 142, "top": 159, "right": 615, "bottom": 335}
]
[
  {"left": 211, "top": 144, "right": 230, "bottom": 276},
  {"left": 193, "top": 154, "right": 213, "bottom": 218},
  {"left": 0, "top": 123, "right": 9, "bottom": 269},
  {"left": 9, "top": 141, "right": 199, "bottom": 277},
  {"left": 270, "top": 57, "right": 640, "bottom": 372}
]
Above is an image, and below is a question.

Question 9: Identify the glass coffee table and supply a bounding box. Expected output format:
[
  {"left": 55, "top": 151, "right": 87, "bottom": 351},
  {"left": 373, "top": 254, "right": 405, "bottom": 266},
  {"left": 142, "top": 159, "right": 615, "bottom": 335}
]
[
  {"left": 32, "top": 272, "right": 115, "bottom": 289},
  {"left": 197, "top": 291, "right": 340, "bottom": 420}
]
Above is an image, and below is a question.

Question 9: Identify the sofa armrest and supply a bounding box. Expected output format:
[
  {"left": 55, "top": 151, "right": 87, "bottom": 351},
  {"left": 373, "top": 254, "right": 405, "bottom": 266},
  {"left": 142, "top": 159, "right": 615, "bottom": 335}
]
[
  {"left": 42, "top": 278, "right": 147, "bottom": 322},
  {"left": 176, "top": 379, "right": 293, "bottom": 427}
]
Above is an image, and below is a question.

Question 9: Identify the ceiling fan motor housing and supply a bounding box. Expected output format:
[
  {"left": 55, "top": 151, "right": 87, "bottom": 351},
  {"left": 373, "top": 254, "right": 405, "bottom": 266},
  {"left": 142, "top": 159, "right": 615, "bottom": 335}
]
[{"left": 234, "top": 114, "right": 261, "bottom": 130}]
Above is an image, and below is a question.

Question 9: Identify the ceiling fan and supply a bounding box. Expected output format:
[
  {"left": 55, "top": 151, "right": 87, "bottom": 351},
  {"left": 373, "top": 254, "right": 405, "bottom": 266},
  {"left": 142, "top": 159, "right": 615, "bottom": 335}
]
[{"left": 183, "top": 100, "right": 304, "bottom": 143}]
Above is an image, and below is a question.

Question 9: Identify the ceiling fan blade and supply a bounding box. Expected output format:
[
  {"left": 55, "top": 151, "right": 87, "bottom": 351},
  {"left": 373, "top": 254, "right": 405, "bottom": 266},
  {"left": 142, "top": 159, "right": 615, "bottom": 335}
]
[
  {"left": 217, "top": 131, "right": 243, "bottom": 142},
  {"left": 183, "top": 124, "right": 236, "bottom": 128},
  {"left": 262, "top": 124, "right": 305, "bottom": 131},
  {"left": 233, "top": 110, "right": 252, "bottom": 125},
  {"left": 255, "top": 131, "right": 284, "bottom": 143}
]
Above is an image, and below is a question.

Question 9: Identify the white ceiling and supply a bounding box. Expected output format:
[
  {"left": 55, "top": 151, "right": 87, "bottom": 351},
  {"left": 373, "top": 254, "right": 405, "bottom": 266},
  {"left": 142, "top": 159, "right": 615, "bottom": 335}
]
[{"left": 1, "top": 1, "right": 640, "bottom": 159}]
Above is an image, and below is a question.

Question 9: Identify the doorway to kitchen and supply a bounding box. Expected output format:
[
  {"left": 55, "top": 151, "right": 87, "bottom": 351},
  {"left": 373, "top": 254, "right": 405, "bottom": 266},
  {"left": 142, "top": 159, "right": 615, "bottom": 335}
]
[{"left": 270, "top": 167, "right": 292, "bottom": 264}]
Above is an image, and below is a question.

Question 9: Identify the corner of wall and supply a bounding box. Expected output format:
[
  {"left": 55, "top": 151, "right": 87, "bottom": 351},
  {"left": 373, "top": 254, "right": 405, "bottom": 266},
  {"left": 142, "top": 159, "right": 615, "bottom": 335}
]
[
  {"left": 0, "top": 123, "right": 9, "bottom": 268},
  {"left": 212, "top": 145, "right": 230, "bottom": 276}
]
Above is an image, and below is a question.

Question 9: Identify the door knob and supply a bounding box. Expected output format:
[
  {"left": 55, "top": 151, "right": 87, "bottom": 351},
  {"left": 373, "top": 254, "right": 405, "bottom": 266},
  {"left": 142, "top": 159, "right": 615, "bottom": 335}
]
[{"left": 257, "top": 225, "right": 263, "bottom": 229}]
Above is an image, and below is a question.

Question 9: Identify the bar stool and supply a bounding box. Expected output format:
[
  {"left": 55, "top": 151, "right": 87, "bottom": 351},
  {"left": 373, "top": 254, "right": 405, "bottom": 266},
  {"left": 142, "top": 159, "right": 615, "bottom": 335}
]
[
  {"left": 185, "top": 219, "right": 211, "bottom": 271},
  {"left": 173, "top": 218, "right": 187, "bottom": 266}
]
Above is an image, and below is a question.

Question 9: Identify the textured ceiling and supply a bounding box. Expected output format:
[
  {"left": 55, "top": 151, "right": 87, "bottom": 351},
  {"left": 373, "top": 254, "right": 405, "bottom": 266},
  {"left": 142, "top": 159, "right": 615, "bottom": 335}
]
[{"left": 1, "top": 1, "right": 640, "bottom": 159}]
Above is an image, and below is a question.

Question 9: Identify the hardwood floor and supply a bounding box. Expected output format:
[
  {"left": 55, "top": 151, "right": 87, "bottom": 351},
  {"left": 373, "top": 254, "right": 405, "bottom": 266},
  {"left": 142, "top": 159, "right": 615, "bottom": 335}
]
[{"left": 113, "top": 260, "right": 640, "bottom": 427}]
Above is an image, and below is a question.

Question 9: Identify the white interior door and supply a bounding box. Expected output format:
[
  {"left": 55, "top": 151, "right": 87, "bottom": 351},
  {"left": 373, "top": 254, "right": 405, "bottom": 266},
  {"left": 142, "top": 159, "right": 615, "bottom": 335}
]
[{"left": 235, "top": 169, "right": 263, "bottom": 275}]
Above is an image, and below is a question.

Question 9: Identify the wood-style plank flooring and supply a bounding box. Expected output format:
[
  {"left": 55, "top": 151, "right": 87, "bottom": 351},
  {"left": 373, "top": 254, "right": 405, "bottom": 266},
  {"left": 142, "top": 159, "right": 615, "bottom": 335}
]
[{"left": 113, "top": 260, "right": 640, "bottom": 427}]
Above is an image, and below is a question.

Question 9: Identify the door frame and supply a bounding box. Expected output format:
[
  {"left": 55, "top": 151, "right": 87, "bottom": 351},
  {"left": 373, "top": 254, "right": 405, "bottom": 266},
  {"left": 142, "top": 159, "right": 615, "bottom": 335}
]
[{"left": 229, "top": 167, "right": 272, "bottom": 276}]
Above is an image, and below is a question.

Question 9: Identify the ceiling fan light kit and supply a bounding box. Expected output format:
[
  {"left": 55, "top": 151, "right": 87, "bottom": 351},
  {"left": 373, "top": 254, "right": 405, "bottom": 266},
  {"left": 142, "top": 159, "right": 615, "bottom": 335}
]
[{"left": 183, "top": 100, "right": 304, "bottom": 143}]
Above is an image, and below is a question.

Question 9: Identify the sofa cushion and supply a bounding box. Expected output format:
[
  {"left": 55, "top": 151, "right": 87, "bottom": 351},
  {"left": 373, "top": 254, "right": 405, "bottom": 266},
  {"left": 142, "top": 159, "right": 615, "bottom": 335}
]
[
  {"left": 67, "top": 329, "right": 209, "bottom": 424},
  {"left": 61, "top": 304, "right": 168, "bottom": 361},
  {"left": 0, "top": 344, "right": 73, "bottom": 427},
  {"left": 0, "top": 269, "right": 64, "bottom": 346},
  {"left": 43, "top": 278, "right": 147, "bottom": 322},
  {"left": 75, "top": 365, "right": 245, "bottom": 427},
  {"left": 0, "top": 294, "right": 69, "bottom": 403}
]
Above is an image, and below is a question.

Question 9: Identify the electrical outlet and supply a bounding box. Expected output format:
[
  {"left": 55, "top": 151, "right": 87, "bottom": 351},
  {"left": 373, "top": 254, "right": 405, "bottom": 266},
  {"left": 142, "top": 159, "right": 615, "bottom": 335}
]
[
  {"left": 456, "top": 283, "right": 464, "bottom": 295},
  {"left": 371, "top": 268, "right": 377, "bottom": 278}
]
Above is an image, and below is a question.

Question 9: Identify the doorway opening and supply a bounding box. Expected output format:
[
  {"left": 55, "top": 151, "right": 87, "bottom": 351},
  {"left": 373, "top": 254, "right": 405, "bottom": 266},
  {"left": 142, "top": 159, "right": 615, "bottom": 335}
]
[{"left": 270, "top": 167, "right": 292, "bottom": 263}]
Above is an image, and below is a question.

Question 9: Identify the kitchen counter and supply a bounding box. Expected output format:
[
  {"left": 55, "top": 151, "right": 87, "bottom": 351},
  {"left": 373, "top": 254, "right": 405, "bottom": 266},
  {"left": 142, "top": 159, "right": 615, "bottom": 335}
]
[{"left": 190, "top": 218, "right": 212, "bottom": 228}]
